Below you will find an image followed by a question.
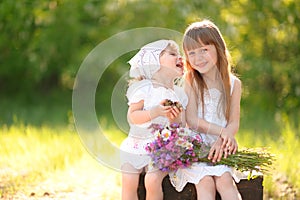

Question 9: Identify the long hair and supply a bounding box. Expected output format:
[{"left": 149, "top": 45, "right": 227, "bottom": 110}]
[{"left": 183, "top": 19, "right": 232, "bottom": 121}]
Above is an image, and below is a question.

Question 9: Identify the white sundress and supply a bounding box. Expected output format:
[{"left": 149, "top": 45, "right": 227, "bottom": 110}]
[
  {"left": 169, "top": 75, "right": 243, "bottom": 192},
  {"left": 120, "top": 79, "right": 188, "bottom": 170}
]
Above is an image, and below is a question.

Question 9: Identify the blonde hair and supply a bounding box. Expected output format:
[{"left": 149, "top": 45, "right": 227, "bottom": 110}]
[
  {"left": 161, "top": 40, "right": 179, "bottom": 56},
  {"left": 183, "top": 19, "right": 232, "bottom": 121}
]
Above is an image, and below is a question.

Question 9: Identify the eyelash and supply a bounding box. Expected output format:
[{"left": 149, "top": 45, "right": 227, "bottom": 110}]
[{"left": 188, "top": 48, "right": 208, "bottom": 56}]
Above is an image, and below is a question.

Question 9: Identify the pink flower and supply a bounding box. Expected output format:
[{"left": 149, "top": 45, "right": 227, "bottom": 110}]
[{"left": 146, "top": 123, "right": 210, "bottom": 172}]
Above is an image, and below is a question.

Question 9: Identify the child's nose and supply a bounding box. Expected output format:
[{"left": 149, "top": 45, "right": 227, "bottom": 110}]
[{"left": 195, "top": 52, "right": 205, "bottom": 60}]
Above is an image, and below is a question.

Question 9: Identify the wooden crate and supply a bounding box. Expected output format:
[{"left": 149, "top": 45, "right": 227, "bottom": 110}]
[{"left": 138, "top": 173, "right": 263, "bottom": 200}]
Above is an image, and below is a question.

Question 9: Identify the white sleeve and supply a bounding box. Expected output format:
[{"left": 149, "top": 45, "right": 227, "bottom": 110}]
[{"left": 126, "top": 80, "right": 151, "bottom": 105}]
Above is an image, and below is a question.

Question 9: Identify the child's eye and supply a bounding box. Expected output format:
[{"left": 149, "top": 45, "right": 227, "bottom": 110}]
[
  {"left": 200, "top": 48, "right": 208, "bottom": 53},
  {"left": 188, "top": 51, "right": 195, "bottom": 56}
]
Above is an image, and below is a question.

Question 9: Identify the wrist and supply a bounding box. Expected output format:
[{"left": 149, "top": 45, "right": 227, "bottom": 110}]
[
  {"left": 149, "top": 106, "right": 158, "bottom": 119},
  {"left": 219, "top": 127, "right": 223, "bottom": 137},
  {"left": 222, "top": 128, "right": 234, "bottom": 137}
]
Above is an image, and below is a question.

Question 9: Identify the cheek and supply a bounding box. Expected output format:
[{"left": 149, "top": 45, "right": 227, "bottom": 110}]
[
  {"left": 208, "top": 51, "right": 218, "bottom": 64},
  {"left": 187, "top": 56, "right": 195, "bottom": 65}
]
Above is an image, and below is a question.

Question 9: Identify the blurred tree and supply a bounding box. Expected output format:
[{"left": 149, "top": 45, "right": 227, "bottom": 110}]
[
  {"left": 0, "top": 0, "right": 299, "bottom": 126},
  {"left": 0, "top": 0, "right": 37, "bottom": 93}
]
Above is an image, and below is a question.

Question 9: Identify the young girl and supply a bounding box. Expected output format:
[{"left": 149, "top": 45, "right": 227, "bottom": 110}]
[
  {"left": 169, "top": 20, "right": 242, "bottom": 200},
  {"left": 120, "top": 39, "right": 188, "bottom": 200}
]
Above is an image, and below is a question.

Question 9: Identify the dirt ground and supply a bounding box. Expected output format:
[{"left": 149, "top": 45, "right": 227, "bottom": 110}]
[
  {"left": 0, "top": 155, "right": 121, "bottom": 200},
  {"left": 1, "top": 155, "right": 298, "bottom": 200}
]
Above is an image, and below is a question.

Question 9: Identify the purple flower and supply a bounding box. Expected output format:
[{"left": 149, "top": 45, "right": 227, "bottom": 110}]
[{"left": 145, "top": 123, "right": 210, "bottom": 172}]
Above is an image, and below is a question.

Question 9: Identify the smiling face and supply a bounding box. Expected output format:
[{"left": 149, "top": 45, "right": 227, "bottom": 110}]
[
  {"left": 186, "top": 43, "right": 218, "bottom": 75},
  {"left": 159, "top": 43, "right": 184, "bottom": 77}
]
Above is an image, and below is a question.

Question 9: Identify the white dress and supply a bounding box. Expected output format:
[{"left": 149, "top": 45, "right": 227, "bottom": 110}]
[
  {"left": 120, "top": 79, "right": 188, "bottom": 170},
  {"left": 169, "top": 75, "right": 242, "bottom": 192}
]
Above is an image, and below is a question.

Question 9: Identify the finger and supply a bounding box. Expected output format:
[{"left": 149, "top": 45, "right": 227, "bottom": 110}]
[
  {"left": 163, "top": 105, "right": 172, "bottom": 110},
  {"left": 221, "top": 137, "right": 228, "bottom": 148},
  {"left": 223, "top": 147, "right": 228, "bottom": 158},
  {"left": 213, "top": 148, "right": 221, "bottom": 163},
  {"left": 232, "top": 143, "right": 238, "bottom": 154},
  {"left": 229, "top": 140, "right": 237, "bottom": 154},
  {"left": 208, "top": 146, "right": 216, "bottom": 160},
  {"left": 217, "top": 148, "right": 223, "bottom": 162},
  {"left": 226, "top": 140, "right": 232, "bottom": 150},
  {"left": 170, "top": 108, "right": 178, "bottom": 117},
  {"left": 211, "top": 144, "right": 221, "bottom": 163},
  {"left": 163, "top": 108, "right": 172, "bottom": 115}
]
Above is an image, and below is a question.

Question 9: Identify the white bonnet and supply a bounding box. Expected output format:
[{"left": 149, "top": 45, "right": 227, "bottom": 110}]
[{"left": 128, "top": 40, "right": 170, "bottom": 79}]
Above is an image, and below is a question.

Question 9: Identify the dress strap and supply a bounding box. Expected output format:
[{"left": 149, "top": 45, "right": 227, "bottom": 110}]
[{"left": 230, "top": 74, "right": 236, "bottom": 96}]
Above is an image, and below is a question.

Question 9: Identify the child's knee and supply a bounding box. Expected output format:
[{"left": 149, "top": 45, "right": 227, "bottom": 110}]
[
  {"left": 215, "top": 172, "right": 236, "bottom": 189},
  {"left": 196, "top": 176, "right": 216, "bottom": 191},
  {"left": 144, "top": 172, "right": 165, "bottom": 190}
]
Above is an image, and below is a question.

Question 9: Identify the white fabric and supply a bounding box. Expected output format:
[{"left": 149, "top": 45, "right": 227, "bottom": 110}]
[
  {"left": 120, "top": 80, "right": 188, "bottom": 169},
  {"left": 128, "top": 40, "right": 170, "bottom": 79},
  {"left": 169, "top": 74, "right": 242, "bottom": 192}
]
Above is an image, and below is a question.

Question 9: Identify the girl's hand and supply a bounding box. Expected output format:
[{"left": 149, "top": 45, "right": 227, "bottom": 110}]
[
  {"left": 208, "top": 138, "right": 223, "bottom": 163},
  {"left": 151, "top": 100, "right": 172, "bottom": 119},
  {"left": 167, "top": 105, "right": 183, "bottom": 122},
  {"left": 220, "top": 128, "right": 238, "bottom": 155}
]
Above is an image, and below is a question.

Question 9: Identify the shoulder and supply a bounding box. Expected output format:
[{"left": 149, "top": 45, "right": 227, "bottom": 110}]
[
  {"left": 127, "top": 79, "right": 152, "bottom": 92},
  {"left": 126, "top": 80, "right": 152, "bottom": 101},
  {"left": 230, "top": 74, "right": 241, "bottom": 95}
]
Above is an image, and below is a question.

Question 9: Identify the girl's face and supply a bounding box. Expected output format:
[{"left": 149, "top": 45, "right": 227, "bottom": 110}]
[
  {"left": 186, "top": 44, "right": 218, "bottom": 75},
  {"left": 160, "top": 49, "right": 184, "bottom": 77}
]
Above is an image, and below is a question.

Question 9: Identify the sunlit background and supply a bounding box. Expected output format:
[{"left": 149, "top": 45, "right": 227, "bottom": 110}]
[{"left": 0, "top": 0, "right": 299, "bottom": 199}]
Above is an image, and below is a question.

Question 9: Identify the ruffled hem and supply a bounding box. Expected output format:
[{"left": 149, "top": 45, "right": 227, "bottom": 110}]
[
  {"left": 169, "top": 163, "right": 242, "bottom": 192},
  {"left": 120, "top": 137, "right": 152, "bottom": 170}
]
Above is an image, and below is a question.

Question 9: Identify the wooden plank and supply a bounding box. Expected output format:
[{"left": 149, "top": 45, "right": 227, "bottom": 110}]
[{"left": 137, "top": 173, "right": 263, "bottom": 200}]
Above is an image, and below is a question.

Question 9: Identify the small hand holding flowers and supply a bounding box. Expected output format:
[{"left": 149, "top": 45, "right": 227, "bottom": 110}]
[{"left": 163, "top": 99, "right": 184, "bottom": 124}]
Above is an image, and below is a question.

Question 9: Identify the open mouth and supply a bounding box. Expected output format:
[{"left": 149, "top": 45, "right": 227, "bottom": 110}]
[{"left": 176, "top": 62, "right": 183, "bottom": 69}]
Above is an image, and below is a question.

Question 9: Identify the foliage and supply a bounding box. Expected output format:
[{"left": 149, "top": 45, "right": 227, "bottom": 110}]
[{"left": 0, "top": 0, "right": 299, "bottom": 125}]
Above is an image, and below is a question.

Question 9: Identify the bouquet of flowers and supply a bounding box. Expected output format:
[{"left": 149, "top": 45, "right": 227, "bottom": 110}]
[{"left": 145, "top": 123, "right": 274, "bottom": 175}]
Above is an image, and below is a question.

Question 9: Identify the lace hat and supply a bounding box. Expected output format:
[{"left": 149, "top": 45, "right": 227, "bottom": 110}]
[{"left": 128, "top": 40, "right": 170, "bottom": 79}]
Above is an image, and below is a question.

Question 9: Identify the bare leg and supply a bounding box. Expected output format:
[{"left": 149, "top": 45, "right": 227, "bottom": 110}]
[
  {"left": 215, "top": 172, "right": 242, "bottom": 200},
  {"left": 195, "top": 176, "right": 216, "bottom": 200},
  {"left": 121, "top": 163, "right": 142, "bottom": 200},
  {"left": 144, "top": 170, "right": 168, "bottom": 200}
]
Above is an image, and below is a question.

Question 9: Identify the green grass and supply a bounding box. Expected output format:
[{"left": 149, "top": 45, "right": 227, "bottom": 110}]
[
  {"left": 237, "top": 124, "right": 300, "bottom": 198},
  {"left": 0, "top": 123, "right": 83, "bottom": 196},
  {"left": 0, "top": 121, "right": 126, "bottom": 199},
  {"left": 1, "top": 121, "right": 299, "bottom": 199},
  {"left": 0, "top": 91, "right": 299, "bottom": 199}
]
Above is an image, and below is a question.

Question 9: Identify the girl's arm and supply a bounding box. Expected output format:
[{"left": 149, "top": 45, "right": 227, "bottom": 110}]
[
  {"left": 127, "top": 100, "right": 172, "bottom": 124},
  {"left": 184, "top": 82, "right": 211, "bottom": 132},
  {"left": 184, "top": 78, "right": 242, "bottom": 157},
  {"left": 221, "top": 78, "right": 242, "bottom": 152}
]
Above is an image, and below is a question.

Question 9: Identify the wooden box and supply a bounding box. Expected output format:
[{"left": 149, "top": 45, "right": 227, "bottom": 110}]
[{"left": 137, "top": 173, "right": 263, "bottom": 200}]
